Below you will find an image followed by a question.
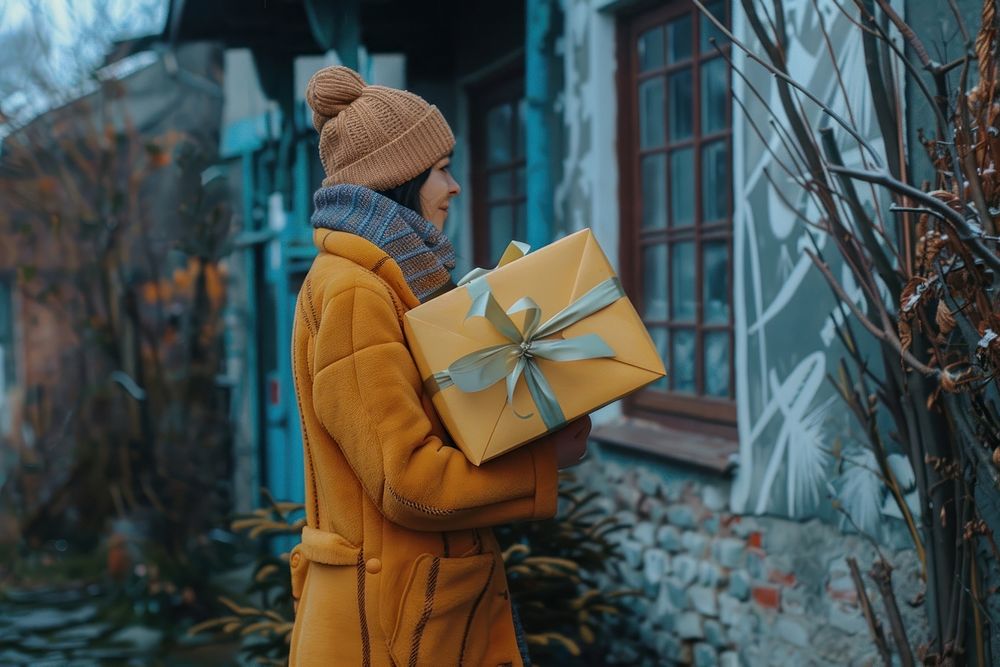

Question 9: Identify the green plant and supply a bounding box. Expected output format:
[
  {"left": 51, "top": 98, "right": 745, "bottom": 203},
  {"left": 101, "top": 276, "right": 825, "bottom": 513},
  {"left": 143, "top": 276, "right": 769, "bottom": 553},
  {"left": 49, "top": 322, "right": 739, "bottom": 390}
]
[
  {"left": 189, "top": 491, "right": 303, "bottom": 666},
  {"left": 492, "top": 471, "right": 648, "bottom": 666}
]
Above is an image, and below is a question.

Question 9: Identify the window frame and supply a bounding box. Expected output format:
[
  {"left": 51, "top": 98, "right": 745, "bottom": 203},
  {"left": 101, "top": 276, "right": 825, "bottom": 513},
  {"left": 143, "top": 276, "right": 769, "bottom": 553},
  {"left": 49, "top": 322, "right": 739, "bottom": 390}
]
[
  {"left": 468, "top": 64, "right": 527, "bottom": 268},
  {"left": 616, "top": 0, "right": 736, "bottom": 438}
]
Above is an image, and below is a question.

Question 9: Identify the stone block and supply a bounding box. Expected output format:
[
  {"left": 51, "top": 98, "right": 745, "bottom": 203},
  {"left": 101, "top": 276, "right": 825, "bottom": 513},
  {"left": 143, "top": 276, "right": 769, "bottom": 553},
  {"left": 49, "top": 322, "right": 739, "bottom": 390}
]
[
  {"left": 746, "top": 547, "right": 766, "bottom": 579},
  {"left": 633, "top": 520, "right": 656, "bottom": 545},
  {"left": 677, "top": 611, "right": 704, "bottom": 639},
  {"left": 775, "top": 616, "right": 810, "bottom": 648},
  {"left": 643, "top": 548, "right": 670, "bottom": 585},
  {"left": 654, "top": 581, "right": 678, "bottom": 617},
  {"left": 828, "top": 600, "right": 867, "bottom": 635},
  {"left": 728, "top": 569, "right": 751, "bottom": 601},
  {"left": 667, "top": 504, "right": 697, "bottom": 528},
  {"left": 719, "top": 651, "right": 741, "bottom": 667},
  {"left": 714, "top": 537, "right": 746, "bottom": 569},
  {"left": 698, "top": 561, "right": 727, "bottom": 588},
  {"left": 639, "top": 495, "right": 665, "bottom": 521},
  {"left": 614, "top": 484, "right": 642, "bottom": 512},
  {"left": 703, "top": 515, "right": 721, "bottom": 534},
  {"left": 638, "top": 618, "right": 658, "bottom": 647},
  {"left": 682, "top": 530, "right": 709, "bottom": 556},
  {"left": 620, "top": 538, "right": 645, "bottom": 569},
  {"left": 673, "top": 554, "right": 699, "bottom": 586},
  {"left": 702, "top": 484, "right": 728, "bottom": 511},
  {"left": 655, "top": 634, "right": 683, "bottom": 662},
  {"left": 693, "top": 642, "right": 719, "bottom": 667},
  {"left": 664, "top": 481, "right": 683, "bottom": 502},
  {"left": 718, "top": 593, "right": 742, "bottom": 627},
  {"left": 664, "top": 576, "right": 689, "bottom": 610},
  {"left": 636, "top": 468, "right": 663, "bottom": 497},
  {"left": 704, "top": 619, "right": 727, "bottom": 648},
  {"left": 781, "top": 584, "right": 807, "bottom": 616},
  {"left": 730, "top": 516, "right": 758, "bottom": 538},
  {"left": 689, "top": 585, "right": 719, "bottom": 617},
  {"left": 657, "top": 524, "right": 684, "bottom": 552}
]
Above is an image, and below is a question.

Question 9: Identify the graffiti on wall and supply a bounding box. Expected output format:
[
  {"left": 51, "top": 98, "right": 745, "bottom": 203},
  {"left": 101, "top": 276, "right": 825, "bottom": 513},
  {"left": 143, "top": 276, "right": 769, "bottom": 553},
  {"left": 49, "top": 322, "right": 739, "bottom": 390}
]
[{"left": 729, "top": 0, "right": 917, "bottom": 530}]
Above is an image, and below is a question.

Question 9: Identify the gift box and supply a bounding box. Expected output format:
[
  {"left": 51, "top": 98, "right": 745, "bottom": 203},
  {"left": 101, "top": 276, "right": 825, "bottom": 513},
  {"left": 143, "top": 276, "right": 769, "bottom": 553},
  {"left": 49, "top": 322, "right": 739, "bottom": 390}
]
[{"left": 403, "top": 228, "right": 666, "bottom": 465}]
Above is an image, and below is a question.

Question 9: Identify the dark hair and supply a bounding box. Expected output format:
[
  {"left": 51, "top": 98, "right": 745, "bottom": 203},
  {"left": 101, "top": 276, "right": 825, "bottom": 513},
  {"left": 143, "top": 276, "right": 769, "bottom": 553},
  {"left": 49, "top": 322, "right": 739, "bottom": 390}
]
[{"left": 376, "top": 166, "right": 432, "bottom": 217}]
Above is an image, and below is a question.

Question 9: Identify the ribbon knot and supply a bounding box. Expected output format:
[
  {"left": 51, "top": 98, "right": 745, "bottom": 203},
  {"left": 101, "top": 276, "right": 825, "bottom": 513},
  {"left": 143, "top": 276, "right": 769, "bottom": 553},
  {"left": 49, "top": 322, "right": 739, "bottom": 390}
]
[{"left": 426, "top": 275, "right": 625, "bottom": 429}]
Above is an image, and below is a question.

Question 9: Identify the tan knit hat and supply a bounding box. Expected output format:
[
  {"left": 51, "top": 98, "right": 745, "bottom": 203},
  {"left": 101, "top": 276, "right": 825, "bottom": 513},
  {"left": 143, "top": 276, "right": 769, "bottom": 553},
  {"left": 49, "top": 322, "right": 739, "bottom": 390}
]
[{"left": 305, "top": 66, "right": 456, "bottom": 191}]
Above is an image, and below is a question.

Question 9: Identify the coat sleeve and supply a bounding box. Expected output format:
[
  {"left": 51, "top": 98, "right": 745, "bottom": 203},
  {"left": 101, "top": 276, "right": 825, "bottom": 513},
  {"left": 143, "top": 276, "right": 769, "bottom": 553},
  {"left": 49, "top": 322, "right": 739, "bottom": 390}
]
[{"left": 310, "top": 278, "right": 560, "bottom": 531}]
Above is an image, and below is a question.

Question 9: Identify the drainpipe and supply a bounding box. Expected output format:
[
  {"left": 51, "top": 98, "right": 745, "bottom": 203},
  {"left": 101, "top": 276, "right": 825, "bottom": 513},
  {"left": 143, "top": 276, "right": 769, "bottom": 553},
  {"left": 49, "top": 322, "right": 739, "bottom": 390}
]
[{"left": 525, "top": 0, "right": 554, "bottom": 249}]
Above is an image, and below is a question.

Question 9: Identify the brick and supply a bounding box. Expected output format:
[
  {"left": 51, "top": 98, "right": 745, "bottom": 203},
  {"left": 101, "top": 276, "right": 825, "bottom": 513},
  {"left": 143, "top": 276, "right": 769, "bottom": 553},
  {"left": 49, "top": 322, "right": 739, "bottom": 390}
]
[
  {"left": 689, "top": 585, "right": 719, "bottom": 617},
  {"left": 751, "top": 585, "right": 781, "bottom": 610},
  {"left": 768, "top": 569, "right": 796, "bottom": 587},
  {"left": 694, "top": 642, "right": 719, "bottom": 667},
  {"left": 747, "top": 531, "right": 763, "bottom": 549}
]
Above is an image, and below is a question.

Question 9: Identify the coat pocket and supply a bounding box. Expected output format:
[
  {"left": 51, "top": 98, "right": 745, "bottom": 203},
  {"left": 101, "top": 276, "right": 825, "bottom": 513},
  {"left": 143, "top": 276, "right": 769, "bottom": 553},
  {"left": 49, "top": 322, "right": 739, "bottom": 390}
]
[{"left": 388, "top": 551, "right": 496, "bottom": 667}]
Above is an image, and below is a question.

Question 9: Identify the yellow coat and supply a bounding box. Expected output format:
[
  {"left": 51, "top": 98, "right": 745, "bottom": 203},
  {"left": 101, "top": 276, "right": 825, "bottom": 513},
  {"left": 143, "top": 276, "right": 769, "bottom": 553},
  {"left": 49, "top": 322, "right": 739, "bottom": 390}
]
[{"left": 288, "top": 229, "right": 560, "bottom": 667}]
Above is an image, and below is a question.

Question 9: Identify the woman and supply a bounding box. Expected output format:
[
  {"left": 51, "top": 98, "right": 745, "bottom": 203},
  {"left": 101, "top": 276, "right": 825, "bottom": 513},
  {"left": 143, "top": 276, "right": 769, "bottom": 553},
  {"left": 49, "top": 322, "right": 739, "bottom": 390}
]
[{"left": 288, "top": 65, "right": 591, "bottom": 667}]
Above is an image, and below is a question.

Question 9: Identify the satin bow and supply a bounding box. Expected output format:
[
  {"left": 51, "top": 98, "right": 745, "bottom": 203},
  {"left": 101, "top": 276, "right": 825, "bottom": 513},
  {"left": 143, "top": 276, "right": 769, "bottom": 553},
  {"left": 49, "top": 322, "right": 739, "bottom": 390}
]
[{"left": 427, "top": 276, "right": 624, "bottom": 429}]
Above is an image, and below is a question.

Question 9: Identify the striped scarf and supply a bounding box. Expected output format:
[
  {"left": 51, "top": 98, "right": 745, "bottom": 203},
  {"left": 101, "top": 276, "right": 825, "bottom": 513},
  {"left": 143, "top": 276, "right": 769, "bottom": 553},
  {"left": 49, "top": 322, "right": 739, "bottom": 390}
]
[{"left": 311, "top": 184, "right": 457, "bottom": 301}]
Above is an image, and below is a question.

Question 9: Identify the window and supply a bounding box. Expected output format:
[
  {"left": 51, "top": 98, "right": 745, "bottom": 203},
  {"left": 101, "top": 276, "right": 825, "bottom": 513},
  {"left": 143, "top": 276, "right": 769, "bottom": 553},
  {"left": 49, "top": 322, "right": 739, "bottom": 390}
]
[
  {"left": 470, "top": 69, "right": 527, "bottom": 266},
  {"left": 619, "top": 1, "right": 734, "bottom": 433}
]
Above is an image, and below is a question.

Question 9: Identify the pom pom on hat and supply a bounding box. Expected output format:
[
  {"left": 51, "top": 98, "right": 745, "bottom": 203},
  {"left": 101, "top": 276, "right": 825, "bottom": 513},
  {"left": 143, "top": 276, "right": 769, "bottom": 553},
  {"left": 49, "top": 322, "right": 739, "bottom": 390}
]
[{"left": 306, "top": 65, "right": 366, "bottom": 133}]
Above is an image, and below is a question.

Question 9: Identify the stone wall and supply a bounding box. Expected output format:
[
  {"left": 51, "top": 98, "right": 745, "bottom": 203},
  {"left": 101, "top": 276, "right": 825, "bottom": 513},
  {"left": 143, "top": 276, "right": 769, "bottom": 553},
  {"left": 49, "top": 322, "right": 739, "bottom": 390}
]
[{"left": 574, "top": 444, "right": 929, "bottom": 666}]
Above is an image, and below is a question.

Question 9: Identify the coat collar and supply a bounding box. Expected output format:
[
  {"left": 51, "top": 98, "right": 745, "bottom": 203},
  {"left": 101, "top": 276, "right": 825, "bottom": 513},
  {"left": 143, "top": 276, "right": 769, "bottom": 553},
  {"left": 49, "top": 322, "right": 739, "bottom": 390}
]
[{"left": 313, "top": 229, "right": 421, "bottom": 309}]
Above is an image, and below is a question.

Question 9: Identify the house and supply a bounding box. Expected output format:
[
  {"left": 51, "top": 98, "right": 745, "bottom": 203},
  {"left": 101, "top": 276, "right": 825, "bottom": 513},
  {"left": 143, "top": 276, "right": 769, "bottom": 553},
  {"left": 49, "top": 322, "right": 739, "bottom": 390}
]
[{"left": 157, "top": 0, "right": 987, "bottom": 662}]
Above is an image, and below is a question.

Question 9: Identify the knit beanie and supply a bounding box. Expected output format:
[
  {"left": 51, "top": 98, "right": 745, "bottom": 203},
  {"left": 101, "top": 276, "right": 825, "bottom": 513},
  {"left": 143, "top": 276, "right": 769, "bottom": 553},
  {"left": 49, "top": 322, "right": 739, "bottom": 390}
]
[{"left": 305, "top": 66, "right": 456, "bottom": 191}]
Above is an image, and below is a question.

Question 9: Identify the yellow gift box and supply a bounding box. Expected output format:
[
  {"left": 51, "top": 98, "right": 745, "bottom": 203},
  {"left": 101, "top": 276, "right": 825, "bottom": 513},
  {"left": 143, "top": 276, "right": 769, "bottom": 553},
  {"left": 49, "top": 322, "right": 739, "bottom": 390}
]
[{"left": 403, "top": 228, "right": 666, "bottom": 465}]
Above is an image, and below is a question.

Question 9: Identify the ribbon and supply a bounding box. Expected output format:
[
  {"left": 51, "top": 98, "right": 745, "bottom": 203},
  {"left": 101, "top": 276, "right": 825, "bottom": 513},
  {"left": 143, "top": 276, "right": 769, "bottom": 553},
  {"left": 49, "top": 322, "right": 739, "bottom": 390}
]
[
  {"left": 425, "top": 276, "right": 625, "bottom": 429},
  {"left": 456, "top": 240, "right": 531, "bottom": 287}
]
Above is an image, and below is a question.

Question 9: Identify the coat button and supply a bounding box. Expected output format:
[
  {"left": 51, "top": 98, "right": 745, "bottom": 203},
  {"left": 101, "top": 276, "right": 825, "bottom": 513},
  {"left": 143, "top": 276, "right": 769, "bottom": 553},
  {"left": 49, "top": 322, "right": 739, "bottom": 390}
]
[
  {"left": 365, "top": 557, "right": 382, "bottom": 574},
  {"left": 290, "top": 552, "right": 301, "bottom": 568}
]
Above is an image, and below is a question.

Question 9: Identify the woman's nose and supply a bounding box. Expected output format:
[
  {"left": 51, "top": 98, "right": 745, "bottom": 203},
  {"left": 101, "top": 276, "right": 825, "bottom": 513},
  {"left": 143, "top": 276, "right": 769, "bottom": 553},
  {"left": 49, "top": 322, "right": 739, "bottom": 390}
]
[{"left": 448, "top": 174, "right": 461, "bottom": 196}]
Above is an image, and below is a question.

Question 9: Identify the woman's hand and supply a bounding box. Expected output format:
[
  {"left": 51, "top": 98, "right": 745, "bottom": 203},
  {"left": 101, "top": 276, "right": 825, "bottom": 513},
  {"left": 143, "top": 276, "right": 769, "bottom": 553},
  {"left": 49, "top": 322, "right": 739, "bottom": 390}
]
[{"left": 551, "top": 415, "right": 592, "bottom": 469}]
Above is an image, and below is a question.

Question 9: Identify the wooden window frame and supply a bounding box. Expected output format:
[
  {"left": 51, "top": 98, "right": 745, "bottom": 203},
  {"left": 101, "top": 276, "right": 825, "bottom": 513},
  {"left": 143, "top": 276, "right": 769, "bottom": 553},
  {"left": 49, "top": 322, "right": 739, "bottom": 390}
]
[
  {"left": 616, "top": 0, "right": 736, "bottom": 439},
  {"left": 468, "top": 64, "right": 526, "bottom": 267}
]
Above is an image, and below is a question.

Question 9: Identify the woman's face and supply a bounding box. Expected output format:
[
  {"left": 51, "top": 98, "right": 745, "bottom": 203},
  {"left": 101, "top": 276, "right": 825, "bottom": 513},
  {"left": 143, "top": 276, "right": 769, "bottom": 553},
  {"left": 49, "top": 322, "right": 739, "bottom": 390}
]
[{"left": 419, "top": 155, "right": 461, "bottom": 230}]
